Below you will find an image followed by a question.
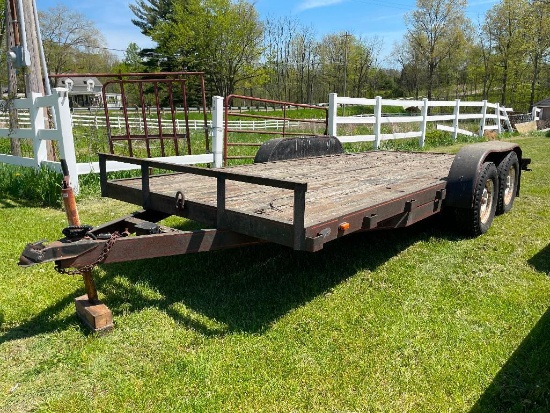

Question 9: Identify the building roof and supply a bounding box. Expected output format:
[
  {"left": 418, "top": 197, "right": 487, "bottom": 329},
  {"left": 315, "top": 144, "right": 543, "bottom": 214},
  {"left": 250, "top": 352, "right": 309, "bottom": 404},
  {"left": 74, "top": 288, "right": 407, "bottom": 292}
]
[
  {"left": 534, "top": 97, "right": 550, "bottom": 107},
  {"left": 58, "top": 76, "right": 102, "bottom": 95}
]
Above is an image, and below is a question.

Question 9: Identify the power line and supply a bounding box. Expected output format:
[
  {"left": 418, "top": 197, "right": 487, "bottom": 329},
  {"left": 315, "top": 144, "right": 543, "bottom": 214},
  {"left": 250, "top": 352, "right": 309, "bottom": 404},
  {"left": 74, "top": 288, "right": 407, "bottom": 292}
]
[{"left": 47, "top": 40, "right": 128, "bottom": 53}]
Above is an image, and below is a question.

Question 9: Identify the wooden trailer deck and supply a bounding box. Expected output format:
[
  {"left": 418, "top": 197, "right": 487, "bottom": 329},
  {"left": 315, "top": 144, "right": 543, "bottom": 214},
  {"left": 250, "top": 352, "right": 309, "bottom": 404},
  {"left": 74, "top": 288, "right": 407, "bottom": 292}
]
[{"left": 101, "top": 151, "right": 456, "bottom": 251}]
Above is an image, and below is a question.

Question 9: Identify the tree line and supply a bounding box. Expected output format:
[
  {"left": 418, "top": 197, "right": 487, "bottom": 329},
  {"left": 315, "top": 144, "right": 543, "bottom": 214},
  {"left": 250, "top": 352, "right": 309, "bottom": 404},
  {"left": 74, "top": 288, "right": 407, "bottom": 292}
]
[{"left": 2, "top": 0, "right": 549, "bottom": 112}]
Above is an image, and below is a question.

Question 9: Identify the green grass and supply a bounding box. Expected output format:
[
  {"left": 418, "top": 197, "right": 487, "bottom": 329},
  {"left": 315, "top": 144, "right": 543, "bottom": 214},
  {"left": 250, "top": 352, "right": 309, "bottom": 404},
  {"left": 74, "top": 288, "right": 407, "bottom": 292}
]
[{"left": 1, "top": 133, "right": 550, "bottom": 412}]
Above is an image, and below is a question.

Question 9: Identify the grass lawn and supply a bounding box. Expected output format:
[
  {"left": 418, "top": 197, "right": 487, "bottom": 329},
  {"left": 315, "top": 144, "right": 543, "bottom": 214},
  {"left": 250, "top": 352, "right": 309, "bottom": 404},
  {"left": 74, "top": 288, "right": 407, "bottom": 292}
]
[{"left": 1, "top": 134, "right": 549, "bottom": 412}]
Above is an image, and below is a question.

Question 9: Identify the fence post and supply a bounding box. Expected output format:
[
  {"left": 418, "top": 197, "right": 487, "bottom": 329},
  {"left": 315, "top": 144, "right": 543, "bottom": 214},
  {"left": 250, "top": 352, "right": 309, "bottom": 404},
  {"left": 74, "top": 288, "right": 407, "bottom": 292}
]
[
  {"left": 479, "top": 100, "right": 488, "bottom": 137},
  {"left": 53, "top": 88, "right": 79, "bottom": 193},
  {"left": 212, "top": 96, "right": 224, "bottom": 168},
  {"left": 503, "top": 108, "right": 513, "bottom": 132},
  {"left": 374, "top": 96, "right": 382, "bottom": 149},
  {"left": 496, "top": 103, "right": 502, "bottom": 133},
  {"left": 419, "top": 98, "right": 429, "bottom": 148},
  {"left": 328, "top": 93, "right": 338, "bottom": 137},
  {"left": 452, "top": 99, "right": 460, "bottom": 141},
  {"left": 29, "top": 92, "right": 48, "bottom": 166}
]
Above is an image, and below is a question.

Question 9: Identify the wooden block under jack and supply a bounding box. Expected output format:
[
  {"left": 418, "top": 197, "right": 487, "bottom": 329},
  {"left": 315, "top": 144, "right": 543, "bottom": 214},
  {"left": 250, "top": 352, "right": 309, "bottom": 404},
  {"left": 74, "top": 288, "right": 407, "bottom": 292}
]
[{"left": 75, "top": 295, "right": 114, "bottom": 333}]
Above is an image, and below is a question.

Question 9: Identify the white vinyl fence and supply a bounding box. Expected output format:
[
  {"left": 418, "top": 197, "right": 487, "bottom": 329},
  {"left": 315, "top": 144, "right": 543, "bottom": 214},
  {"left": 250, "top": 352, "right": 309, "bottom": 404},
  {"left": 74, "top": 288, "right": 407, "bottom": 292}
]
[
  {"left": 0, "top": 90, "right": 525, "bottom": 195},
  {"left": 0, "top": 112, "right": 314, "bottom": 132},
  {"left": 328, "top": 93, "right": 513, "bottom": 149},
  {"left": 0, "top": 88, "right": 79, "bottom": 190},
  {"left": 0, "top": 91, "right": 223, "bottom": 194},
  {"left": 67, "top": 114, "right": 309, "bottom": 132}
]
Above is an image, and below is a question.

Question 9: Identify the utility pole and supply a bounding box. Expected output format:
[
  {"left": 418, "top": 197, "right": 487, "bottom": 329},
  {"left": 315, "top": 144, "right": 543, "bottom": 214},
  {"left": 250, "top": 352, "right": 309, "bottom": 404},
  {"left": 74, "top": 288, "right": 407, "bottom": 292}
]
[
  {"left": 342, "top": 31, "right": 351, "bottom": 116},
  {"left": 6, "top": 0, "right": 21, "bottom": 156},
  {"left": 6, "top": 0, "right": 54, "bottom": 159},
  {"left": 343, "top": 32, "right": 351, "bottom": 96},
  {"left": 21, "top": 0, "right": 40, "bottom": 94}
]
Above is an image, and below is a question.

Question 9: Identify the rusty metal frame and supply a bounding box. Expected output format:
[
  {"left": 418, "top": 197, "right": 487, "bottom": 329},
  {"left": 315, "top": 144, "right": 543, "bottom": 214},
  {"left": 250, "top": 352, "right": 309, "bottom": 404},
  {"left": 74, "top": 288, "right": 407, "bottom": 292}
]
[
  {"left": 99, "top": 153, "right": 308, "bottom": 250},
  {"left": 223, "top": 95, "right": 329, "bottom": 164},
  {"left": 19, "top": 210, "right": 265, "bottom": 269},
  {"left": 19, "top": 176, "right": 450, "bottom": 269},
  {"left": 49, "top": 72, "right": 210, "bottom": 158}
]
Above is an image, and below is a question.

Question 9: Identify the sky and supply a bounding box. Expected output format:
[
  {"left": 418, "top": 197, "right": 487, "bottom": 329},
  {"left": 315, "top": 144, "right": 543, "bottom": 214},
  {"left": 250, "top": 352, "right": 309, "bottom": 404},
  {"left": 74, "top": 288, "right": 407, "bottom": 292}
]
[{"left": 35, "top": 0, "right": 499, "bottom": 65}]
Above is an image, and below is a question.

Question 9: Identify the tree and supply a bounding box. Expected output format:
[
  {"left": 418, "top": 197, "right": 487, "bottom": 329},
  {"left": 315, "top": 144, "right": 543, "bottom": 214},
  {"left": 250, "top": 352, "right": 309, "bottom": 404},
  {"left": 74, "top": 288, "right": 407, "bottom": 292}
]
[
  {"left": 347, "top": 36, "right": 380, "bottom": 97},
  {"left": 318, "top": 34, "right": 347, "bottom": 97},
  {"left": 153, "top": 0, "right": 263, "bottom": 97},
  {"left": 404, "top": 0, "right": 469, "bottom": 100},
  {"left": 39, "top": 5, "right": 115, "bottom": 80},
  {"left": 525, "top": 0, "right": 550, "bottom": 108},
  {"left": 129, "top": 0, "right": 176, "bottom": 72},
  {"left": 289, "top": 27, "right": 319, "bottom": 103},
  {"left": 473, "top": 21, "right": 497, "bottom": 100},
  {"left": 0, "top": 1, "right": 5, "bottom": 51},
  {"left": 483, "top": 0, "right": 529, "bottom": 106},
  {"left": 123, "top": 42, "right": 146, "bottom": 72},
  {"left": 392, "top": 40, "right": 424, "bottom": 99},
  {"left": 263, "top": 16, "right": 301, "bottom": 101},
  {"left": 130, "top": 0, "right": 174, "bottom": 36}
]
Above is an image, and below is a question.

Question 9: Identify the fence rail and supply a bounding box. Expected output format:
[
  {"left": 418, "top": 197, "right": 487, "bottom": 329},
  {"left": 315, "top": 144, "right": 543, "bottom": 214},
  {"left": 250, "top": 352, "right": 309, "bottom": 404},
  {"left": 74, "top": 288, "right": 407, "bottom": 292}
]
[
  {"left": 2, "top": 98, "right": 520, "bottom": 142},
  {"left": 328, "top": 94, "right": 514, "bottom": 149},
  {"left": 0, "top": 90, "right": 220, "bottom": 194},
  {"left": 0, "top": 89, "right": 79, "bottom": 189},
  {"left": 0, "top": 112, "right": 323, "bottom": 132},
  {"left": 0, "top": 90, "right": 535, "bottom": 194}
]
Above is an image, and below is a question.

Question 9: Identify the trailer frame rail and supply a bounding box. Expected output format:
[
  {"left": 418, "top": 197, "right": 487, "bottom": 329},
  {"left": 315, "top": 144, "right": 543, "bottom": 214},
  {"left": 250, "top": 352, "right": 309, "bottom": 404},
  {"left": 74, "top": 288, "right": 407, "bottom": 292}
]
[{"left": 99, "top": 153, "right": 308, "bottom": 250}]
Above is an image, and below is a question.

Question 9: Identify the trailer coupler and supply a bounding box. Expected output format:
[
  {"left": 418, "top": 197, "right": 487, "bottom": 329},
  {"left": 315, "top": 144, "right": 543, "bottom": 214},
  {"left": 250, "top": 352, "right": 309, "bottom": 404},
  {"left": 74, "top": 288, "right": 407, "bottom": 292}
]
[{"left": 19, "top": 238, "right": 101, "bottom": 268}]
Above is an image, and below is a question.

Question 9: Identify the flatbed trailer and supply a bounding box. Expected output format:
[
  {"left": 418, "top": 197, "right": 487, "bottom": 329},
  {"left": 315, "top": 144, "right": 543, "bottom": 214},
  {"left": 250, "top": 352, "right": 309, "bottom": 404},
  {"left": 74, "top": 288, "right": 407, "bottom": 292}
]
[{"left": 19, "top": 139, "right": 530, "bottom": 331}]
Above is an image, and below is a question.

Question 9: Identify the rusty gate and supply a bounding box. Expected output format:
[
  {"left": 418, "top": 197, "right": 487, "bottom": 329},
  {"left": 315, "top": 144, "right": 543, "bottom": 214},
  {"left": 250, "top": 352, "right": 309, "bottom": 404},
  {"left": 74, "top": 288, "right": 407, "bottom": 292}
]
[
  {"left": 51, "top": 72, "right": 210, "bottom": 159},
  {"left": 223, "top": 95, "right": 329, "bottom": 164}
]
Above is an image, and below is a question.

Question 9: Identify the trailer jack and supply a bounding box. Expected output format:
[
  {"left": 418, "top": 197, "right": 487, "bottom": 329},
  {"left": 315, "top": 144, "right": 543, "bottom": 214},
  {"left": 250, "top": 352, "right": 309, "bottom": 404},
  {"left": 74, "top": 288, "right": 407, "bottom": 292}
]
[{"left": 19, "top": 210, "right": 265, "bottom": 332}]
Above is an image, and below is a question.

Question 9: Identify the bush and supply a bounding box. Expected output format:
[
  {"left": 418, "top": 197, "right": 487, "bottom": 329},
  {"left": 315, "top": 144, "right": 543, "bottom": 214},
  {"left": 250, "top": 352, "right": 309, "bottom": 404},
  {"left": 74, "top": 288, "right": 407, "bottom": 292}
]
[{"left": 424, "top": 130, "right": 454, "bottom": 148}]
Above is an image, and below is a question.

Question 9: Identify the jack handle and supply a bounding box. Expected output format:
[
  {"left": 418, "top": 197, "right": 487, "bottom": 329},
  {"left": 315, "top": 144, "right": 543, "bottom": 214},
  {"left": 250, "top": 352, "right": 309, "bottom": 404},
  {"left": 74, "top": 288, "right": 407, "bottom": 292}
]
[{"left": 60, "top": 158, "right": 70, "bottom": 189}]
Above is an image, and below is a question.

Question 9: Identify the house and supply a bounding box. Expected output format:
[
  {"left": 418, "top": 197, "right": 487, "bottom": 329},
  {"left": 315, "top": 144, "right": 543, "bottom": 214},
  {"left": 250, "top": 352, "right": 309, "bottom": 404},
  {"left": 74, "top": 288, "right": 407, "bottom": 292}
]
[
  {"left": 534, "top": 97, "right": 550, "bottom": 122},
  {"left": 56, "top": 76, "right": 122, "bottom": 109}
]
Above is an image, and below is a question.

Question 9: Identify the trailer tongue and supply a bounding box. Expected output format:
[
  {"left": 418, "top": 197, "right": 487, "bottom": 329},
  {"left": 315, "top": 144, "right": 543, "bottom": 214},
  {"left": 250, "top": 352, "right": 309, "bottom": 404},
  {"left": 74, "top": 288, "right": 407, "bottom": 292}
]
[{"left": 19, "top": 140, "right": 530, "bottom": 331}]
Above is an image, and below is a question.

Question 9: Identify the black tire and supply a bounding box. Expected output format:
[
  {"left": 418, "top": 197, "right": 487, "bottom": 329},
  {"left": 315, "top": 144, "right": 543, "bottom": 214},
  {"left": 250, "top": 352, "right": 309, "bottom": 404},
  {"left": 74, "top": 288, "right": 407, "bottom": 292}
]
[
  {"left": 496, "top": 151, "right": 519, "bottom": 215},
  {"left": 455, "top": 162, "right": 498, "bottom": 237}
]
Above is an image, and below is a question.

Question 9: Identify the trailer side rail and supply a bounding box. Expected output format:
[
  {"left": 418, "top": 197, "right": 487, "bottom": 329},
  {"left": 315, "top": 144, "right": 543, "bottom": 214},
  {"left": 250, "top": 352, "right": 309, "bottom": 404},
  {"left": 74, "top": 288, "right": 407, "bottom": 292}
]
[{"left": 98, "top": 153, "right": 308, "bottom": 249}]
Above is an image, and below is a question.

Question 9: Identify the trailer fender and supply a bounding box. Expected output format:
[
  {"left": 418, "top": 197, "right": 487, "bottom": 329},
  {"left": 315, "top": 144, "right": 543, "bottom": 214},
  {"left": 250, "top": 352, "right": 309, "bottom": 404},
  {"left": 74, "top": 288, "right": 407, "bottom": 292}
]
[
  {"left": 254, "top": 135, "right": 343, "bottom": 163},
  {"left": 444, "top": 141, "right": 522, "bottom": 210}
]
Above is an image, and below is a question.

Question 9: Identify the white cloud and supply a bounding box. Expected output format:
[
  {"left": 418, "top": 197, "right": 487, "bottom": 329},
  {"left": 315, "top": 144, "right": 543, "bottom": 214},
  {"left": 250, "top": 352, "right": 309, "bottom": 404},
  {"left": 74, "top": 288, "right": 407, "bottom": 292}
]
[{"left": 296, "top": 0, "right": 347, "bottom": 12}]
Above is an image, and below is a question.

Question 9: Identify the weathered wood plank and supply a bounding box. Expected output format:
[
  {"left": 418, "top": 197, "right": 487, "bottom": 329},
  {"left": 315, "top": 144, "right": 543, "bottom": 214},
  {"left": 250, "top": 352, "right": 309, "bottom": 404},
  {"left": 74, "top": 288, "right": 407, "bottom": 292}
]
[{"left": 109, "top": 151, "right": 455, "bottom": 228}]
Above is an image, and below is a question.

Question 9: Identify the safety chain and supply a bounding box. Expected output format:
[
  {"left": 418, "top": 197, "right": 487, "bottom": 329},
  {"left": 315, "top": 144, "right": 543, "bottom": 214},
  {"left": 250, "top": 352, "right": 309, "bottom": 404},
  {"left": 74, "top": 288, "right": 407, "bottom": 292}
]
[{"left": 55, "top": 232, "right": 121, "bottom": 275}]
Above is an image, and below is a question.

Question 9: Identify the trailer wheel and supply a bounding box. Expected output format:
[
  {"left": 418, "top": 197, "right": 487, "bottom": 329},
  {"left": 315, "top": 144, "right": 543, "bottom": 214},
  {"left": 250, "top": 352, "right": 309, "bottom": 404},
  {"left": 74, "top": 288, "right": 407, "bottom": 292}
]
[
  {"left": 496, "top": 151, "right": 519, "bottom": 215},
  {"left": 455, "top": 161, "right": 498, "bottom": 236}
]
